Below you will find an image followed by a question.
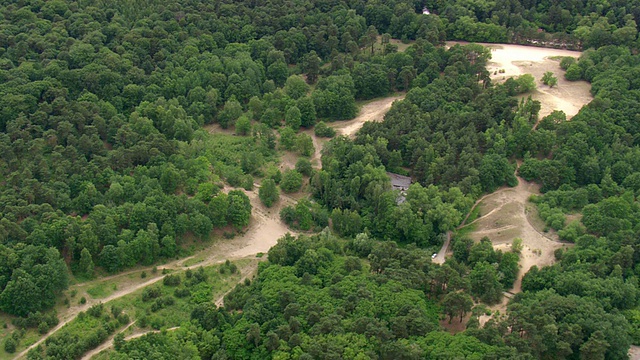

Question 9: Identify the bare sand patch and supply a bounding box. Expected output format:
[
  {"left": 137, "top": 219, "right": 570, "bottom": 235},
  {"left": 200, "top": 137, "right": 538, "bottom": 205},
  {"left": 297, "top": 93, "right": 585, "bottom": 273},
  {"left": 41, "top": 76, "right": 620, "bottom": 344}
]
[
  {"left": 465, "top": 176, "right": 571, "bottom": 294},
  {"left": 330, "top": 95, "right": 406, "bottom": 138},
  {"left": 203, "top": 123, "right": 237, "bottom": 136},
  {"left": 446, "top": 42, "right": 592, "bottom": 120}
]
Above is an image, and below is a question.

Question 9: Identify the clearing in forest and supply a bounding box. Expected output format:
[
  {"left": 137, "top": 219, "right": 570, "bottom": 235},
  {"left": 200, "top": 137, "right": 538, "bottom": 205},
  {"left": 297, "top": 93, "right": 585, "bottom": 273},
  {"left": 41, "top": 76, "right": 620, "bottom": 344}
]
[
  {"left": 448, "top": 41, "right": 593, "bottom": 120},
  {"left": 462, "top": 177, "right": 571, "bottom": 293},
  {"left": 330, "top": 94, "right": 406, "bottom": 138}
]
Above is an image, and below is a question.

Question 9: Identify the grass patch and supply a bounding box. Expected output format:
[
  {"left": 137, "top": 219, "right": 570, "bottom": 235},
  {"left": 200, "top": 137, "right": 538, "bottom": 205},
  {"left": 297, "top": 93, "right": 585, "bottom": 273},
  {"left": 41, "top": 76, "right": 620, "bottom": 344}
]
[
  {"left": 455, "top": 221, "right": 478, "bottom": 237},
  {"left": 19, "top": 259, "right": 253, "bottom": 360},
  {"left": 105, "top": 259, "right": 251, "bottom": 332},
  {"left": 181, "top": 256, "right": 206, "bottom": 268},
  {"left": 462, "top": 205, "right": 482, "bottom": 226},
  {"left": 86, "top": 283, "right": 117, "bottom": 299}
]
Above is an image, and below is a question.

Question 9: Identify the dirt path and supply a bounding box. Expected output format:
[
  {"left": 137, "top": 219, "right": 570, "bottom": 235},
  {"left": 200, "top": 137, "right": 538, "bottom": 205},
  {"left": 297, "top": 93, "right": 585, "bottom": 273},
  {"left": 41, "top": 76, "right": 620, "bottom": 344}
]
[
  {"left": 18, "top": 92, "right": 408, "bottom": 360},
  {"left": 465, "top": 176, "right": 570, "bottom": 293},
  {"left": 16, "top": 188, "right": 294, "bottom": 359},
  {"left": 330, "top": 95, "right": 405, "bottom": 138},
  {"left": 432, "top": 232, "right": 450, "bottom": 265}
]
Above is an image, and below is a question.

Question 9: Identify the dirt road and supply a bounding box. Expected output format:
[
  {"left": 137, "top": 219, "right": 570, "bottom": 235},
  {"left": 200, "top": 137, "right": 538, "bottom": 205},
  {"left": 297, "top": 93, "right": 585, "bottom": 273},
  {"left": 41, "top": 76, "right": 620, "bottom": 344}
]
[
  {"left": 331, "top": 95, "right": 405, "bottom": 138},
  {"left": 17, "top": 92, "right": 407, "bottom": 360},
  {"left": 465, "top": 176, "right": 569, "bottom": 293}
]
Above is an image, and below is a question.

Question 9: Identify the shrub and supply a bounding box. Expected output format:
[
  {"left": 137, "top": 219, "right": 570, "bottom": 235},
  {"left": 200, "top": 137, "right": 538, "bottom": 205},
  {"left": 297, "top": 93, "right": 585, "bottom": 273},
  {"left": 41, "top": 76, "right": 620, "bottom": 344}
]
[
  {"left": 163, "top": 274, "right": 181, "bottom": 287},
  {"left": 142, "top": 287, "right": 162, "bottom": 302},
  {"left": 314, "top": 121, "right": 336, "bottom": 138},
  {"left": 280, "top": 170, "right": 303, "bottom": 193},
  {"left": 4, "top": 337, "right": 16, "bottom": 353},
  {"left": 174, "top": 288, "right": 191, "bottom": 298},
  {"left": 295, "top": 158, "right": 313, "bottom": 177}
]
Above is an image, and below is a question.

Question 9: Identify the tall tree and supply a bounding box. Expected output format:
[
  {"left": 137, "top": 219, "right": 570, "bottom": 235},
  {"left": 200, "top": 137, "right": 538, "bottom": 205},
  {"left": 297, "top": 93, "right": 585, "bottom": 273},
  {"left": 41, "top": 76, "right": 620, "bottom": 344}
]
[{"left": 259, "top": 179, "right": 279, "bottom": 208}]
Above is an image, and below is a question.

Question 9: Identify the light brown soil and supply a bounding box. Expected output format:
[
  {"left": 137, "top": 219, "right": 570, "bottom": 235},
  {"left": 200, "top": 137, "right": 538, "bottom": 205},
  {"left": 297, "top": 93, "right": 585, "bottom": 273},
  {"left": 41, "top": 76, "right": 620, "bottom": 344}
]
[
  {"left": 203, "top": 123, "right": 238, "bottom": 136},
  {"left": 447, "top": 42, "right": 592, "bottom": 120},
  {"left": 465, "top": 176, "right": 571, "bottom": 293},
  {"left": 629, "top": 345, "right": 640, "bottom": 360},
  {"left": 478, "top": 296, "right": 510, "bottom": 327},
  {"left": 330, "top": 95, "right": 406, "bottom": 138}
]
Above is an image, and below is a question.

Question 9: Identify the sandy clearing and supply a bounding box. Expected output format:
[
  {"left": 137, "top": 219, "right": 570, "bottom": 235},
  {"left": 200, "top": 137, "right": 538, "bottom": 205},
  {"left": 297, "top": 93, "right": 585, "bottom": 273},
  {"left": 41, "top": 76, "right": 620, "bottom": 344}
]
[
  {"left": 330, "top": 95, "right": 406, "bottom": 138},
  {"left": 465, "top": 176, "right": 571, "bottom": 293},
  {"left": 446, "top": 41, "right": 592, "bottom": 120}
]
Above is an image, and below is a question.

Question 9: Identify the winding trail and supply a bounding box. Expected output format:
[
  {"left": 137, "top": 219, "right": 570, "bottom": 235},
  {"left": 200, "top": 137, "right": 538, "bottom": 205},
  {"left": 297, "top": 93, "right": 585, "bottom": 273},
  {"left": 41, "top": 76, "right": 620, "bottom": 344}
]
[
  {"left": 331, "top": 95, "right": 405, "bottom": 138},
  {"left": 16, "top": 93, "right": 407, "bottom": 360},
  {"left": 80, "top": 321, "right": 136, "bottom": 360}
]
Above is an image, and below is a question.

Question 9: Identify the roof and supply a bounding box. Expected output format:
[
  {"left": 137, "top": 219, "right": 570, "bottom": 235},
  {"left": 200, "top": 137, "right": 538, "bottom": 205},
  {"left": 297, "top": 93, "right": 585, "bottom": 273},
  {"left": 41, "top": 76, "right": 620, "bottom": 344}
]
[{"left": 387, "top": 172, "right": 411, "bottom": 190}]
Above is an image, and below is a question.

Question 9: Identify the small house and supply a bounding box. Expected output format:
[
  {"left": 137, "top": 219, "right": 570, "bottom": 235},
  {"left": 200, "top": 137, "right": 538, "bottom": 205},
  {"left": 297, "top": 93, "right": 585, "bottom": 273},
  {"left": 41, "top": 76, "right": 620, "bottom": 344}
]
[{"left": 388, "top": 172, "right": 411, "bottom": 191}]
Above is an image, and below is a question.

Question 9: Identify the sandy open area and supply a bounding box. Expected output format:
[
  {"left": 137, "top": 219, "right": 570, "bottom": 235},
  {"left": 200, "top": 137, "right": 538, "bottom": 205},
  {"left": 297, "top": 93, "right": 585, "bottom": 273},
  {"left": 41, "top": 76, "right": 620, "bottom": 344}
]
[
  {"left": 331, "top": 95, "right": 405, "bottom": 138},
  {"left": 447, "top": 42, "right": 592, "bottom": 120},
  {"left": 464, "top": 177, "right": 570, "bottom": 293}
]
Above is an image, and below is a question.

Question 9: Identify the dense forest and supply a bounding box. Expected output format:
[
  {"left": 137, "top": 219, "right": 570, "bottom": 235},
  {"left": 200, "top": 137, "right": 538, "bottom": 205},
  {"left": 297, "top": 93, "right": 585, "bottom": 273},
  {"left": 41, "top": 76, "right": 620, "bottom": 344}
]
[{"left": 1, "top": 0, "right": 640, "bottom": 358}]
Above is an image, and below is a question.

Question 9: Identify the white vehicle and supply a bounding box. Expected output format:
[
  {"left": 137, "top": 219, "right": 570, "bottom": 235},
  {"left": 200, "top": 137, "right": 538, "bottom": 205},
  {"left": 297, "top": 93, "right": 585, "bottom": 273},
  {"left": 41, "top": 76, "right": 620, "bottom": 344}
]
[{"left": 431, "top": 253, "right": 437, "bottom": 259}]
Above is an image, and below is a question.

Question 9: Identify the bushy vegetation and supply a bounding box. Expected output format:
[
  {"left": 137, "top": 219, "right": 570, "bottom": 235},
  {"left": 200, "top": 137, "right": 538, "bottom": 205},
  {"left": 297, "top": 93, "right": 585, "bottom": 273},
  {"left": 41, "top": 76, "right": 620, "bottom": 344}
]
[{"left": 1, "top": 0, "right": 640, "bottom": 358}]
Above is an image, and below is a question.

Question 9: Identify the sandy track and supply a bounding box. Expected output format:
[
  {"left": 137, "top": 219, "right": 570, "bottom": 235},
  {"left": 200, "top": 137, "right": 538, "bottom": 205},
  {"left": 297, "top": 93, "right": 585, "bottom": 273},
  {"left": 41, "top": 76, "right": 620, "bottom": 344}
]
[
  {"left": 16, "top": 188, "right": 294, "bottom": 359},
  {"left": 331, "top": 95, "right": 405, "bottom": 138},
  {"left": 466, "top": 176, "right": 570, "bottom": 293},
  {"left": 17, "top": 92, "right": 407, "bottom": 360}
]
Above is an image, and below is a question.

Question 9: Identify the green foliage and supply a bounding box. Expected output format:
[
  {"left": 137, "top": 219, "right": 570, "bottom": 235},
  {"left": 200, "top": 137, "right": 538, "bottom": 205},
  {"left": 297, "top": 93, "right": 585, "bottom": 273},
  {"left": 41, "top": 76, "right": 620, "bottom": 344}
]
[
  {"left": 295, "top": 158, "right": 313, "bottom": 177},
  {"left": 559, "top": 56, "right": 576, "bottom": 70},
  {"left": 536, "top": 203, "right": 566, "bottom": 231},
  {"left": 279, "top": 127, "right": 296, "bottom": 150},
  {"left": 565, "top": 63, "right": 583, "bottom": 80},
  {"left": 285, "top": 106, "right": 302, "bottom": 130},
  {"left": 78, "top": 248, "right": 94, "bottom": 278},
  {"left": 259, "top": 179, "right": 279, "bottom": 208},
  {"left": 443, "top": 291, "right": 474, "bottom": 323},
  {"left": 514, "top": 74, "right": 537, "bottom": 93},
  {"left": 541, "top": 71, "right": 558, "bottom": 87},
  {"left": 4, "top": 337, "right": 16, "bottom": 353},
  {"left": 0, "top": 246, "right": 68, "bottom": 316},
  {"left": 470, "top": 261, "right": 504, "bottom": 304},
  {"left": 280, "top": 170, "right": 303, "bottom": 193},
  {"left": 235, "top": 115, "right": 252, "bottom": 136},
  {"left": 284, "top": 76, "right": 309, "bottom": 100},
  {"left": 295, "top": 133, "right": 315, "bottom": 157},
  {"left": 479, "top": 154, "right": 517, "bottom": 192},
  {"left": 280, "top": 200, "right": 328, "bottom": 231},
  {"left": 312, "top": 75, "right": 358, "bottom": 120},
  {"left": 227, "top": 190, "right": 252, "bottom": 229},
  {"left": 314, "top": 121, "right": 336, "bottom": 138}
]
